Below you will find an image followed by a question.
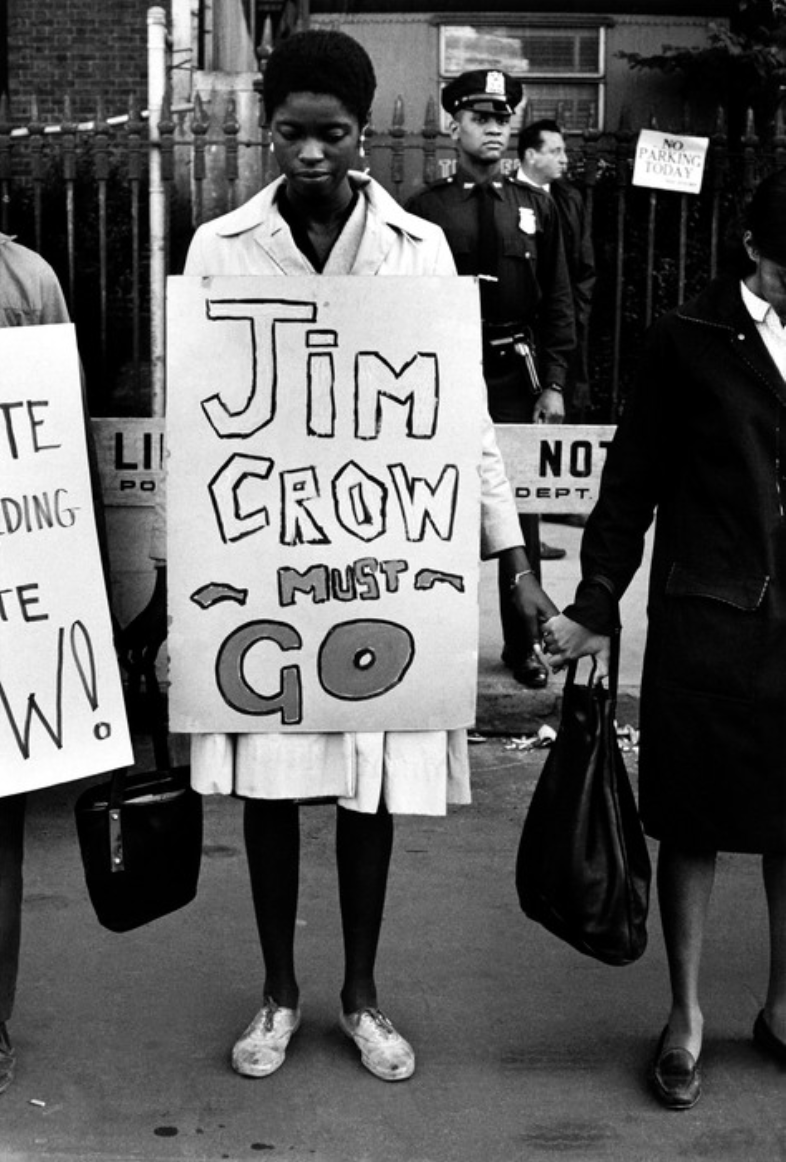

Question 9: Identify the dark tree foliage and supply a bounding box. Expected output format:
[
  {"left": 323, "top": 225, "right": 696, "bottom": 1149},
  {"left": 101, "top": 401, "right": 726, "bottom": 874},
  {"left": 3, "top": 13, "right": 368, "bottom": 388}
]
[{"left": 620, "top": 0, "right": 786, "bottom": 143}]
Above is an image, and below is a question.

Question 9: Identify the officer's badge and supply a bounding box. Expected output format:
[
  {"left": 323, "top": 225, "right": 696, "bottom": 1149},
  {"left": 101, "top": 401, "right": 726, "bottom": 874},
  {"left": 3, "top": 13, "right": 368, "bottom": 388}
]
[
  {"left": 518, "top": 207, "right": 537, "bottom": 235},
  {"left": 485, "top": 71, "right": 506, "bottom": 97}
]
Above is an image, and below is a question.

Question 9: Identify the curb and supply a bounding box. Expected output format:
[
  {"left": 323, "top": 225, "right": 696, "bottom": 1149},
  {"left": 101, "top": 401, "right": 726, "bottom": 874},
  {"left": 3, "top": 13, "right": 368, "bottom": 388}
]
[{"left": 474, "top": 675, "right": 641, "bottom": 736}]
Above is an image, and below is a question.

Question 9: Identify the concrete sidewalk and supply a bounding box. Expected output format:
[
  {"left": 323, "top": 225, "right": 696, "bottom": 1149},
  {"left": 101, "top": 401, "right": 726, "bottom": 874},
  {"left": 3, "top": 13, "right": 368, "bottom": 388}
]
[
  {"left": 475, "top": 520, "right": 651, "bottom": 734},
  {"left": 2, "top": 741, "right": 784, "bottom": 1162}
]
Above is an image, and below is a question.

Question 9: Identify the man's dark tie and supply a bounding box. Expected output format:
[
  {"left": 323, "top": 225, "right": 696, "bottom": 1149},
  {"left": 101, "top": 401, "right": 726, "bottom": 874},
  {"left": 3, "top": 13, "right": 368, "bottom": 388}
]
[{"left": 475, "top": 183, "right": 499, "bottom": 317}]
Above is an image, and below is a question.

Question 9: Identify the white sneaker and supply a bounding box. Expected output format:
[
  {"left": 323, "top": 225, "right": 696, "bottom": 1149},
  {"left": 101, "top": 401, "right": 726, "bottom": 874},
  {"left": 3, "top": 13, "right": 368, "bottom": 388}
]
[
  {"left": 339, "top": 1007, "right": 415, "bottom": 1081},
  {"left": 231, "top": 998, "right": 302, "bottom": 1078}
]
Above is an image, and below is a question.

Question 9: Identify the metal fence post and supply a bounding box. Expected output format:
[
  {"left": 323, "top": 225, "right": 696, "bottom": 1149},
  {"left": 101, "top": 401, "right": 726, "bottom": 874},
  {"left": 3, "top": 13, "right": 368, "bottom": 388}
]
[{"left": 148, "top": 5, "right": 168, "bottom": 419}]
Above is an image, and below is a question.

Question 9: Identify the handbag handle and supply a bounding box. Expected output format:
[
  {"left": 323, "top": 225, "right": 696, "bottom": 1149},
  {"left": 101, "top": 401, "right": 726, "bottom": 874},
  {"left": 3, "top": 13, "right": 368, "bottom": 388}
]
[
  {"left": 123, "top": 661, "right": 173, "bottom": 773},
  {"left": 108, "top": 663, "right": 173, "bottom": 812},
  {"left": 107, "top": 662, "right": 176, "bottom": 871},
  {"left": 564, "top": 630, "right": 621, "bottom": 709}
]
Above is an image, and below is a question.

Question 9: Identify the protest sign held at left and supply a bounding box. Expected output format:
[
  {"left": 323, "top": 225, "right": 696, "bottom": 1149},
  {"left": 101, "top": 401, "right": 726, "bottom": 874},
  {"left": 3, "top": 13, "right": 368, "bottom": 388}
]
[{"left": 0, "top": 324, "right": 132, "bottom": 794}]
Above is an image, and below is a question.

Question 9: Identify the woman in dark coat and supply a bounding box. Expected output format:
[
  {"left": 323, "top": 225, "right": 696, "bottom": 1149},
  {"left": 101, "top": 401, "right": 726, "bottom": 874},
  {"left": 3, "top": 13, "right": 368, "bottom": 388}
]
[{"left": 542, "top": 170, "right": 786, "bottom": 1110}]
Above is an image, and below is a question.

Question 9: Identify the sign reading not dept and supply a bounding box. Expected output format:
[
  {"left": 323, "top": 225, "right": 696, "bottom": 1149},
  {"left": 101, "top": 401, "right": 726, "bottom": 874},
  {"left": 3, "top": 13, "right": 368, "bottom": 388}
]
[{"left": 494, "top": 423, "right": 616, "bottom": 514}]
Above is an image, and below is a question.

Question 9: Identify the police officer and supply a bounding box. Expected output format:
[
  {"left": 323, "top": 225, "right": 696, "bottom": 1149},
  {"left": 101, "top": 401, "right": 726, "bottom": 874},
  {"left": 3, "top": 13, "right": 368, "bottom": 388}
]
[{"left": 407, "top": 70, "right": 576, "bottom": 688}]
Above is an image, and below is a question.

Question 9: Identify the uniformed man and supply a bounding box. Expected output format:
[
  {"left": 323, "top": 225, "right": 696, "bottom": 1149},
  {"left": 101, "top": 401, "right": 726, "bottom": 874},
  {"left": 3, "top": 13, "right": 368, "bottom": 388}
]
[{"left": 407, "top": 70, "right": 576, "bottom": 688}]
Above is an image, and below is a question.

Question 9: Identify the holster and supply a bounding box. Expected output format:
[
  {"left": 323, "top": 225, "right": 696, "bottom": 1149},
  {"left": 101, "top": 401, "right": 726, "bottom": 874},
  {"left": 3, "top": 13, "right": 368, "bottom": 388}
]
[{"left": 482, "top": 323, "right": 542, "bottom": 396}]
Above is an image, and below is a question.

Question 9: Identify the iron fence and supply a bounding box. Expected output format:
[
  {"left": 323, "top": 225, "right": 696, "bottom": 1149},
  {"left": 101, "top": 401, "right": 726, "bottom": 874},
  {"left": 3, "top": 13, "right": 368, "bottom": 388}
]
[{"left": 1, "top": 87, "right": 784, "bottom": 421}]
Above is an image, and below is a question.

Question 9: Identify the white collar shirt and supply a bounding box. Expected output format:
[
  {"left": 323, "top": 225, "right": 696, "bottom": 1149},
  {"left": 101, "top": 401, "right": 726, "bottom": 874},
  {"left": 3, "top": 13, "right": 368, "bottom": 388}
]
[
  {"left": 514, "top": 166, "right": 550, "bottom": 195},
  {"left": 740, "top": 278, "right": 786, "bottom": 382}
]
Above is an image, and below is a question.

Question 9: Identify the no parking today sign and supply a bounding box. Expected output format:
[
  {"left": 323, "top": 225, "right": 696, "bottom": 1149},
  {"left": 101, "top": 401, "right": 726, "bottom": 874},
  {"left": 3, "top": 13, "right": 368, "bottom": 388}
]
[{"left": 633, "top": 128, "right": 709, "bottom": 195}]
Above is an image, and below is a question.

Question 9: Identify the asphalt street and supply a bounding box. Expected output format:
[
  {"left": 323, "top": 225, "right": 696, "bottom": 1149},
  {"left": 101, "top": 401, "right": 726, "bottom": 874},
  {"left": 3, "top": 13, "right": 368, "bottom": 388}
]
[{"left": 2, "top": 523, "right": 784, "bottom": 1162}]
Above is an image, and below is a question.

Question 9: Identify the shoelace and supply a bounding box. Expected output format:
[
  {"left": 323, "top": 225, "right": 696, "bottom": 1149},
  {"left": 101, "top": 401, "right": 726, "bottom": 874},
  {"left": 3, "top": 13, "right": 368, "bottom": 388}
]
[
  {"left": 361, "top": 1008, "right": 396, "bottom": 1037},
  {"left": 259, "top": 999, "right": 283, "bottom": 1033}
]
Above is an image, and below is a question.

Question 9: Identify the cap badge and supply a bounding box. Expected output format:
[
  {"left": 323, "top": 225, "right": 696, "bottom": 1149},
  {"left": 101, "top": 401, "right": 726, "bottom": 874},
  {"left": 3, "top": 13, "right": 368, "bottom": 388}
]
[
  {"left": 518, "top": 207, "right": 537, "bottom": 235},
  {"left": 485, "top": 71, "right": 507, "bottom": 98}
]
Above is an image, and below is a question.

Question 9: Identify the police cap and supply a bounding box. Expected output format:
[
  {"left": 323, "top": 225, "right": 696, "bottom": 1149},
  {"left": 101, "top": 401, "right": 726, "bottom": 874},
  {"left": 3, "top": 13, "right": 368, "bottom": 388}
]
[{"left": 441, "top": 70, "right": 523, "bottom": 118}]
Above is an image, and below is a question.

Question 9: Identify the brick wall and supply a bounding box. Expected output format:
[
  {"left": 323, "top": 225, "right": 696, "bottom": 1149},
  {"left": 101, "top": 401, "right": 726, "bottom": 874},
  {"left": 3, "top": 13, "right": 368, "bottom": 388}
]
[{"left": 7, "top": 0, "right": 164, "bottom": 122}]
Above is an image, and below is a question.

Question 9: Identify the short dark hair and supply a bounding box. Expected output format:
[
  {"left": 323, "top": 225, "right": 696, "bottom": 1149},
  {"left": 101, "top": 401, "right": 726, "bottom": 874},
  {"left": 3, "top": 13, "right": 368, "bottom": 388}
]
[
  {"left": 262, "top": 30, "right": 377, "bottom": 126},
  {"left": 517, "top": 118, "right": 563, "bottom": 161},
  {"left": 745, "top": 168, "right": 786, "bottom": 265}
]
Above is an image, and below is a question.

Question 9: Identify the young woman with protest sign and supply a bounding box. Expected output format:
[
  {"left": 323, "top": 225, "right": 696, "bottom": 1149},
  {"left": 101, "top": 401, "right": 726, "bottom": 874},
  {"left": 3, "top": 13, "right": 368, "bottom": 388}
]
[{"left": 125, "top": 29, "right": 556, "bottom": 1084}]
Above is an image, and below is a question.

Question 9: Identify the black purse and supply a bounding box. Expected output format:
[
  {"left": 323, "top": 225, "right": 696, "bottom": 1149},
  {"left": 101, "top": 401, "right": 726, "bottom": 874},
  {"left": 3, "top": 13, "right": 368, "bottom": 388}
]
[
  {"left": 74, "top": 664, "right": 203, "bottom": 933},
  {"left": 515, "top": 635, "right": 651, "bottom": 966}
]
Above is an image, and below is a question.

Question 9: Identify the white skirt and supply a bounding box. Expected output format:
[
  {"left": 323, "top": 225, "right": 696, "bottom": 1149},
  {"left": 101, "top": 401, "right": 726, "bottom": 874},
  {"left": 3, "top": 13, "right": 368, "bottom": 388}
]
[{"left": 190, "top": 729, "right": 472, "bottom": 815}]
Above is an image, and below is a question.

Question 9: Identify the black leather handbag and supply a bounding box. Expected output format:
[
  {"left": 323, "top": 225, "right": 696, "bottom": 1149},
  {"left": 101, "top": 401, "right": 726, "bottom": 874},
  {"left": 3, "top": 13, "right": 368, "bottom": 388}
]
[
  {"left": 74, "top": 665, "right": 202, "bottom": 933},
  {"left": 515, "top": 636, "right": 651, "bottom": 966}
]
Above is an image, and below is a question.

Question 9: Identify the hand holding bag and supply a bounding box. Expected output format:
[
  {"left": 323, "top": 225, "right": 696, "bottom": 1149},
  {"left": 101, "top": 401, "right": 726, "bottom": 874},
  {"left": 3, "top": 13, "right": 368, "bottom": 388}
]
[
  {"left": 75, "top": 664, "right": 202, "bottom": 933},
  {"left": 515, "top": 635, "right": 651, "bottom": 966}
]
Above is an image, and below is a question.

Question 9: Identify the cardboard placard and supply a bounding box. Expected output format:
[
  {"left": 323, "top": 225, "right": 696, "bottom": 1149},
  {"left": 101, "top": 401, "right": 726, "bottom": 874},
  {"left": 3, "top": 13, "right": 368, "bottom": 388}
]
[
  {"left": 494, "top": 423, "right": 616, "bottom": 513},
  {"left": 0, "top": 325, "right": 132, "bottom": 793},
  {"left": 632, "top": 128, "right": 709, "bottom": 195},
  {"left": 92, "top": 417, "right": 165, "bottom": 507},
  {"left": 166, "top": 276, "right": 485, "bottom": 733}
]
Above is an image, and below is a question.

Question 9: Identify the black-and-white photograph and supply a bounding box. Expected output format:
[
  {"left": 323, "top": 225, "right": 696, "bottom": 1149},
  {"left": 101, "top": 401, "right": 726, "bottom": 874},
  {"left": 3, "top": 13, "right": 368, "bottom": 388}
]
[{"left": 1, "top": 2, "right": 784, "bottom": 1158}]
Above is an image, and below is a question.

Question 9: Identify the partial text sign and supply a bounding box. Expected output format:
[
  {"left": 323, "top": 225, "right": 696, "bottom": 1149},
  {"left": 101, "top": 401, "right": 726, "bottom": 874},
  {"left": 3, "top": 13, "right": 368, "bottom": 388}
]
[
  {"left": 92, "top": 417, "right": 164, "bottom": 506},
  {"left": 0, "top": 326, "right": 132, "bottom": 793},
  {"left": 494, "top": 423, "right": 616, "bottom": 514}
]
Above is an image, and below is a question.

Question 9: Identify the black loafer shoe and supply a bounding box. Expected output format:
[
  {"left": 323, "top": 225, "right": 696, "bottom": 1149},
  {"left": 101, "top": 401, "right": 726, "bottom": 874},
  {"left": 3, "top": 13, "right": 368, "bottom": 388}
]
[
  {"left": 539, "top": 541, "right": 567, "bottom": 561},
  {"left": 0, "top": 1023, "right": 16, "bottom": 1096},
  {"left": 648, "top": 1027, "right": 701, "bottom": 1110},
  {"left": 512, "top": 651, "right": 548, "bottom": 689},
  {"left": 753, "top": 1010, "right": 786, "bottom": 1063}
]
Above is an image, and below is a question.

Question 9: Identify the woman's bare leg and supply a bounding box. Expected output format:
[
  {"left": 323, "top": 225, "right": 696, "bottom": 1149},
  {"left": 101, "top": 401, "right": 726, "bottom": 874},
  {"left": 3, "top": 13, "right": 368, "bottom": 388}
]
[{"left": 656, "top": 842, "right": 717, "bottom": 1060}]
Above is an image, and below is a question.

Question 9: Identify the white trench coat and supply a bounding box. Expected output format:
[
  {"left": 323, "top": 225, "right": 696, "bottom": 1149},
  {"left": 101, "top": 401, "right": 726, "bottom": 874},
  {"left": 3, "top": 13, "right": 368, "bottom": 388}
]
[{"left": 162, "top": 173, "right": 524, "bottom": 814}]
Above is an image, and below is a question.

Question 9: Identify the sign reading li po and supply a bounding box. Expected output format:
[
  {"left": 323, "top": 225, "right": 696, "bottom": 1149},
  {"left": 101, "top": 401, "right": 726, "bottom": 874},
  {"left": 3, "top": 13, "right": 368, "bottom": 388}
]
[
  {"left": 91, "top": 417, "right": 165, "bottom": 505},
  {"left": 166, "top": 276, "right": 486, "bottom": 734},
  {"left": 0, "top": 325, "right": 132, "bottom": 793}
]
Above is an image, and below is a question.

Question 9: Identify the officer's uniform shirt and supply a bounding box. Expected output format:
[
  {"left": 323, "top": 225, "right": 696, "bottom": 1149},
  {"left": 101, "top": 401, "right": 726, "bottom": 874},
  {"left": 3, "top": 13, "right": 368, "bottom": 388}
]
[{"left": 406, "top": 169, "right": 575, "bottom": 392}]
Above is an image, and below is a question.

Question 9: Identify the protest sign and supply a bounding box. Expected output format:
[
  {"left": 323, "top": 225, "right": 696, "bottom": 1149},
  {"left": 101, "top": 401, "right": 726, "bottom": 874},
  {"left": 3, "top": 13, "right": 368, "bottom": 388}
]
[
  {"left": 0, "top": 325, "right": 132, "bottom": 794},
  {"left": 632, "top": 128, "right": 709, "bottom": 195},
  {"left": 166, "top": 276, "right": 485, "bottom": 734},
  {"left": 494, "top": 424, "right": 616, "bottom": 514}
]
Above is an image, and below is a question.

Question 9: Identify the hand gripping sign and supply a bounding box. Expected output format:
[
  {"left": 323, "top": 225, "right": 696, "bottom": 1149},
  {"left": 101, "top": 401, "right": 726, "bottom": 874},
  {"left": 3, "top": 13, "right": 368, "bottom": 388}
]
[
  {"left": 0, "top": 325, "right": 132, "bottom": 794},
  {"left": 166, "top": 276, "right": 485, "bottom": 734}
]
